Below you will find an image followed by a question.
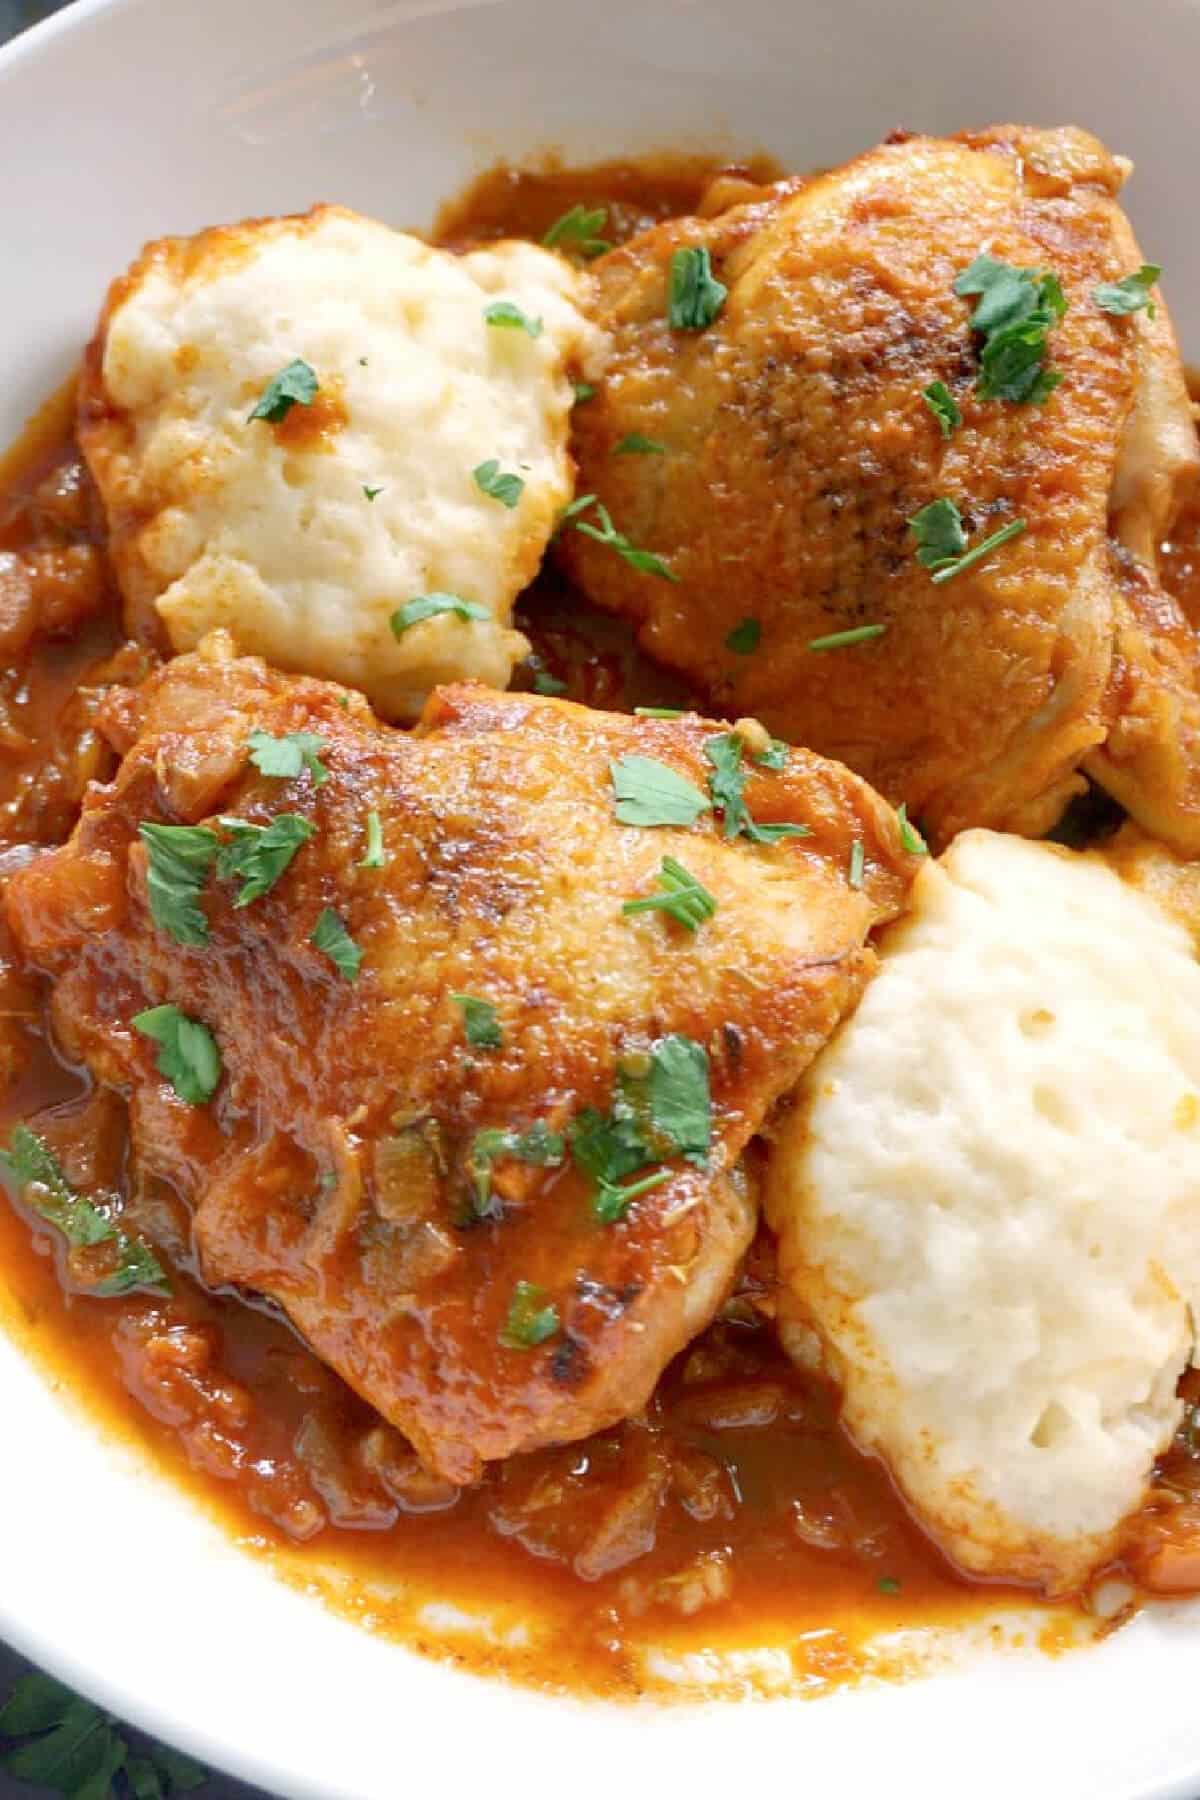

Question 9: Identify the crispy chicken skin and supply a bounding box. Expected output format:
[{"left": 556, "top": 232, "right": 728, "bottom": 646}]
[
  {"left": 563, "top": 125, "right": 1200, "bottom": 849},
  {"left": 5, "top": 640, "right": 916, "bottom": 1483}
]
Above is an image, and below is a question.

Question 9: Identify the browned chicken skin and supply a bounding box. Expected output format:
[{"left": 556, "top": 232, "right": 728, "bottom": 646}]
[
  {"left": 564, "top": 125, "right": 1200, "bottom": 849},
  {"left": 5, "top": 638, "right": 915, "bottom": 1483}
]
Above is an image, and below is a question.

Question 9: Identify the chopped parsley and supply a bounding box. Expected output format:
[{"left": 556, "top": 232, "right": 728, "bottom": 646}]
[
  {"left": 704, "top": 732, "right": 810, "bottom": 844},
  {"left": 614, "top": 433, "right": 667, "bottom": 456},
  {"left": 473, "top": 458, "right": 525, "bottom": 508},
  {"left": 499, "top": 1280, "right": 560, "bottom": 1348},
  {"left": 808, "top": 623, "right": 887, "bottom": 652},
  {"left": 132, "top": 1004, "right": 222, "bottom": 1105},
  {"left": 572, "top": 380, "right": 596, "bottom": 405},
  {"left": 610, "top": 754, "right": 711, "bottom": 828},
  {"left": 363, "top": 483, "right": 385, "bottom": 502},
  {"left": 848, "top": 840, "right": 865, "bottom": 889},
  {"left": 138, "top": 821, "right": 219, "bottom": 947},
  {"left": 622, "top": 855, "right": 717, "bottom": 931},
  {"left": 542, "top": 203, "right": 611, "bottom": 259},
  {"left": 633, "top": 706, "right": 685, "bottom": 720},
  {"left": 247, "top": 728, "right": 328, "bottom": 786},
  {"left": 466, "top": 1121, "right": 565, "bottom": 1219},
  {"left": 360, "top": 809, "right": 386, "bottom": 868},
  {"left": 570, "top": 497, "right": 678, "bottom": 580},
  {"left": 483, "top": 299, "right": 543, "bottom": 338},
  {"left": 0, "top": 1125, "right": 169, "bottom": 1296},
  {"left": 756, "top": 738, "right": 789, "bottom": 770},
  {"left": 310, "top": 908, "right": 362, "bottom": 982},
  {"left": 247, "top": 358, "right": 318, "bottom": 423},
  {"left": 724, "top": 617, "right": 761, "bottom": 655},
  {"left": 533, "top": 669, "right": 567, "bottom": 696},
  {"left": 922, "top": 379, "right": 962, "bottom": 438},
  {"left": 391, "top": 593, "right": 491, "bottom": 635},
  {"left": 667, "top": 246, "right": 727, "bottom": 330},
  {"left": 878, "top": 1576, "right": 902, "bottom": 1595},
  {"left": 908, "top": 498, "right": 1026, "bottom": 584},
  {"left": 1094, "top": 263, "right": 1161, "bottom": 318},
  {"left": 0, "top": 1671, "right": 206, "bottom": 1797},
  {"left": 452, "top": 992, "right": 502, "bottom": 1049},
  {"left": 896, "top": 803, "right": 928, "bottom": 855},
  {"left": 953, "top": 254, "right": 1067, "bottom": 404},
  {"left": 570, "top": 1034, "right": 711, "bottom": 1222},
  {"left": 216, "top": 813, "right": 314, "bottom": 906}
]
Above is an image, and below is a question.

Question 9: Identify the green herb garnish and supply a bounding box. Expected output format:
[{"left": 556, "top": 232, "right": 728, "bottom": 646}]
[
  {"left": 570, "top": 1034, "right": 711, "bottom": 1222},
  {"left": 310, "top": 908, "right": 362, "bottom": 981},
  {"left": 0, "top": 1126, "right": 169, "bottom": 1296},
  {"left": 724, "top": 618, "right": 761, "bottom": 655},
  {"left": 571, "top": 498, "right": 678, "bottom": 580},
  {"left": 500, "top": 1281, "right": 560, "bottom": 1348},
  {"left": 247, "top": 358, "right": 318, "bottom": 423},
  {"left": 756, "top": 738, "right": 789, "bottom": 770},
  {"left": 614, "top": 433, "right": 667, "bottom": 456},
  {"left": 533, "top": 669, "right": 567, "bottom": 696},
  {"left": 610, "top": 754, "right": 711, "bottom": 829},
  {"left": 360, "top": 809, "right": 385, "bottom": 868},
  {"left": 466, "top": 1121, "right": 565, "bottom": 1218},
  {"left": 133, "top": 1005, "right": 222, "bottom": 1105},
  {"left": 483, "top": 300, "right": 543, "bottom": 338},
  {"left": 633, "top": 706, "right": 685, "bottom": 719},
  {"left": 572, "top": 380, "right": 596, "bottom": 405},
  {"left": 922, "top": 380, "right": 961, "bottom": 438},
  {"left": 363, "top": 484, "right": 385, "bottom": 502},
  {"left": 667, "top": 246, "right": 727, "bottom": 330},
  {"left": 1094, "top": 263, "right": 1161, "bottom": 318},
  {"left": 908, "top": 498, "right": 1026, "bottom": 584},
  {"left": 247, "top": 729, "right": 328, "bottom": 787},
  {"left": 848, "top": 840, "right": 865, "bottom": 889},
  {"left": 896, "top": 802, "right": 928, "bottom": 855},
  {"left": 138, "top": 822, "right": 219, "bottom": 947},
  {"left": 391, "top": 593, "right": 491, "bottom": 635},
  {"left": 543, "top": 203, "right": 611, "bottom": 259},
  {"left": 622, "top": 855, "right": 716, "bottom": 932},
  {"left": 808, "top": 624, "right": 887, "bottom": 652},
  {"left": 878, "top": 1576, "right": 902, "bottom": 1595},
  {"left": 452, "top": 993, "right": 502, "bottom": 1049},
  {"left": 473, "top": 459, "right": 525, "bottom": 508},
  {"left": 215, "top": 814, "right": 314, "bottom": 906},
  {"left": 704, "top": 733, "right": 810, "bottom": 845},
  {"left": 0, "top": 1671, "right": 207, "bottom": 1799},
  {"left": 953, "top": 254, "right": 1067, "bottom": 404}
]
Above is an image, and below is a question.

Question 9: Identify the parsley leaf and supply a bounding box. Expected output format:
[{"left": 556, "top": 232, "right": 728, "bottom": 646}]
[
  {"left": 466, "top": 1121, "right": 565, "bottom": 1219},
  {"left": 473, "top": 458, "right": 525, "bottom": 508},
  {"left": 1094, "top": 263, "right": 1161, "bottom": 318},
  {"left": 0, "top": 1673, "right": 207, "bottom": 1798},
  {"left": 667, "top": 246, "right": 727, "bottom": 330},
  {"left": 570, "top": 1034, "right": 711, "bottom": 1221},
  {"left": 922, "top": 380, "right": 961, "bottom": 438},
  {"left": 0, "top": 1125, "right": 169, "bottom": 1296},
  {"left": 483, "top": 300, "right": 543, "bottom": 338},
  {"left": 452, "top": 992, "right": 502, "bottom": 1049},
  {"left": 572, "top": 380, "right": 596, "bottom": 405},
  {"left": 614, "top": 433, "right": 667, "bottom": 456},
  {"left": 703, "top": 733, "right": 810, "bottom": 844},
  {"left": 363, "top": 484, "right": 385, "bottom": 502},
  {"left": 908, "top": 498, "right": 1026, "bottom": 584},
  {"left": 590, "top": 1166, "right": 672, "bottom": 1224},
  {"left": 953, "top": 254, "right": 1067, "bottom": 404},
  {"left": 247, "top": 359, "right": 318, "bottom": 424},
  {"left": 896, "top": 802, "right": 928, "bottom": 855},
  {"left": 643, "top": 1033, "right": 711, "bottom": 1159},
  {"left": 499, "top": 1281, "right": 560, "bottom": 1348},
  {"left": 542, "top": 203, "right": 611, "bottom": 259},
  {"left": 807, "top": 624, "right": 887, "bottom": 652},
  {"left": 633, "top": 706, "right": 685, "bottom": 719},
  {"left": 360, "top": 809, "right": 385, "bottom": 868},
  {"left": 133, "top": 1005, "right": 222, "bottom": 1105},
  {"left": 391, "top": 593, "right": 491, "bottom": 635},
  {"left": 247, "top": 729, "right": 328, "bottom": 787},
  {"left": 848, "top": 839, "right": 865, "bottom": 889},
  {"left": 756, "top": 738, "right": 789, "bottom": 770},
  {"left": 724, "top": 617, "right": 761, "bottom": 655},
  {"left": 215, "top": 814, "right": 314, "bottom": 906},
  {"left": 571, "top": 499, "right": 678, "bottom": 580},
  {"left": 533, "top": 669, "right": 567, "bottom": 696},
  {"left": 138, "top": 822, "right": 219, "bottom": 947},
  {"left": 610, "top": 754, "right": 711, "bottom": 828},
  {"left": 622, "top": 855, "right": 717, "bottom": 931},
  {"left": 310, "top": 908, "right": 362, "bottom": 981}
]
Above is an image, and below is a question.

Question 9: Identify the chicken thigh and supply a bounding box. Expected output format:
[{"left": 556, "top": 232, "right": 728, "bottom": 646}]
[
  {"left": 6, "top": 638, "right": 915, "bottom": 1483},
  {"left": 563, "top": 126, "right": 1199, "bottom": 849}
]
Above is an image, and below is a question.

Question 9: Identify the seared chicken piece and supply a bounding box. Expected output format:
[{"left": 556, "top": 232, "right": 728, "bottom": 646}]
[
  {"left": 6, "top": 639, "right": 915, "bottom": 1483},
  {"left": 563, "top": 125, "right": 1199, "bottom": 849}
]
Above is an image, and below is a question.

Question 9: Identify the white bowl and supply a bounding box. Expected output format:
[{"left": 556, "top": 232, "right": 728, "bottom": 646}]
[{"left": 3, "top": 1, "right": 1200, "bottom": 1794}]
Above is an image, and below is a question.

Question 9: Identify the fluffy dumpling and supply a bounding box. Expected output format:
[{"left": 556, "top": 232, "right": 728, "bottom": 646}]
[
  {"left": 78, "top": 204, "right": 603, "bottom": 718},
  {"left": 765, "top": 829, "right": 1200, "bottom": 1594}
]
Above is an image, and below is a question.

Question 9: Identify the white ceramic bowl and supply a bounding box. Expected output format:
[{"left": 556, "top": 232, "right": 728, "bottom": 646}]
[{"left": 4, "top": 1, "right": 1200, "bottom": 1794}]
